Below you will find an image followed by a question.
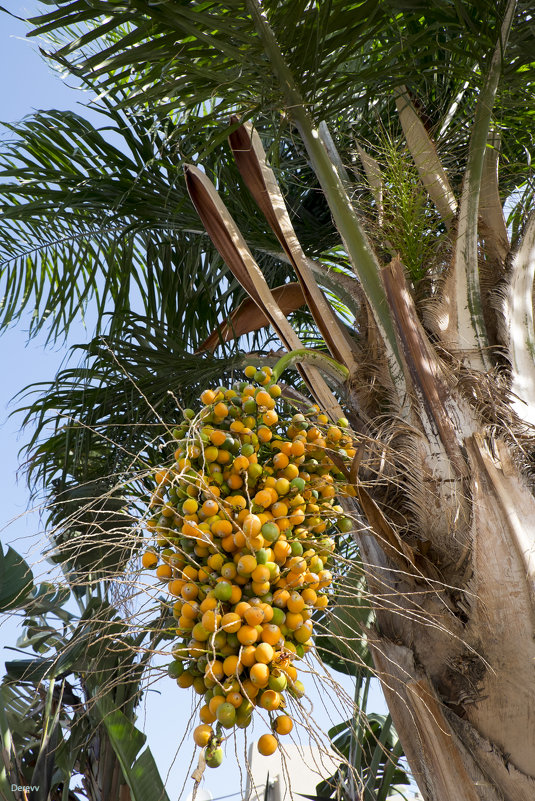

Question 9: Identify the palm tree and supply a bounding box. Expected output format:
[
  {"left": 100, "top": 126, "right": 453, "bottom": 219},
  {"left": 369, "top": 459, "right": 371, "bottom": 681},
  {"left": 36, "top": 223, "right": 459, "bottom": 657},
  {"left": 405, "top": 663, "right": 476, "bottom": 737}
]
[{"left": 2, "top": 1, "right": 535, "bottom": 799}]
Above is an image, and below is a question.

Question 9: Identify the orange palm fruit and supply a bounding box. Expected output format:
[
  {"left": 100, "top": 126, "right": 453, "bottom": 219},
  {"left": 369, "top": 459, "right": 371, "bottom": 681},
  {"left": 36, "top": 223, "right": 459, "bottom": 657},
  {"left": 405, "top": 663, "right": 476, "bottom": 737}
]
[{"left": 257, "top": 734, "right": 278, "bottom": 755}]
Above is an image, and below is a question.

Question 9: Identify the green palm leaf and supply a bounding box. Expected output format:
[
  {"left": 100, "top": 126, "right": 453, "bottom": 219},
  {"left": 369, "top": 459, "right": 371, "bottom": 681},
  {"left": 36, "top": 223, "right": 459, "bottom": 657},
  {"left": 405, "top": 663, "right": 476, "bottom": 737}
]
[
  {"left": 0, "top": 107, "right": 230, "bottom": 341},
  {"left": 14, "top": 317, "right": 259, "bottom": 494},
  {"left": 30, "top": 1, "right": 534, "bottom": 126},
  {"left": 1, "top": 98, "right": 344, "bottom": 341}
]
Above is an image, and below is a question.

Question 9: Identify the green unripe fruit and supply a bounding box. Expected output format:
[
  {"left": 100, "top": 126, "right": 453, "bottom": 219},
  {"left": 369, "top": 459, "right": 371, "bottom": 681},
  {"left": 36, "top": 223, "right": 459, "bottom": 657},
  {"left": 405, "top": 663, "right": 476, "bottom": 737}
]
[
  {"left": 338, "top": 516, "right": 353, "bottom": 533},
  {"left": 270, "top": 607, "right": 286, "bottom": 626},
  {"left": 216, "top": 701, "right": 236, "bottom": 728},
  {"left": 262, "top": 522, "right": 280, "bottom": 543},
  {"left": 209, "top": 631, "right": 227, "bottom": 650},
  {"left": 238, "top": 698, "right": 253, "bottom": 716},
  {"left": 256, "top": 548, "right": 269, "bottom": 565},
  {"left": 205, "top": 746, "right": 224, "bottom": 768},
  {"left": 290, "top": 541, "right": 303, "bottom": 556},
  {"left": 243, "top": 398, "right": 257, "bottom": 414},
  {"left": 180, "top": 537, "right": 195, "bottom": 554},
  {"left": 248, "top": 464, "right": 263, "bottom": 482},
  {"left": 266, "top": 562, "right": 280, "bottom": 580},
  {"left": 167, "top": 660, "right": 184, "bottom": 679},
  {"left": 196, "top": 656, "right": 209, "bottom": 674},
  {"left": 214, "top": 581, "right": 232, "bottom": 602},
  {"left": 268, "top": 670, "right": 287, "bottom": 692},
  {"left": 290, "top": 477, "right": 306, "bottom": 493}
]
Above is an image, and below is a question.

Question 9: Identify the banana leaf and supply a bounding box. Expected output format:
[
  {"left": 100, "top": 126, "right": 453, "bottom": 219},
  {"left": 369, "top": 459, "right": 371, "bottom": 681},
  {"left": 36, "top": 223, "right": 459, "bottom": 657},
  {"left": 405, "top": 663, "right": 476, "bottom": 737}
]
[
  {"left": 0, "top": 545, "right": 33, "bottom": 612},
  {"left": 96, "top": 697, "right": 170, "bottom": 801},
  {"left": 316, "top": 560, "right": 374, "bottom": 676}
]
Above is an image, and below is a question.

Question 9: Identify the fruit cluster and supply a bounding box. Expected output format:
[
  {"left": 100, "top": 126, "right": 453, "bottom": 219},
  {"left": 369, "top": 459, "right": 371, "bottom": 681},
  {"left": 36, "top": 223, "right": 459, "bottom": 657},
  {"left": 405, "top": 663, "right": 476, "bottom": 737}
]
[{"left": 142, "top": 365, "right": 354, "bottom": 766}]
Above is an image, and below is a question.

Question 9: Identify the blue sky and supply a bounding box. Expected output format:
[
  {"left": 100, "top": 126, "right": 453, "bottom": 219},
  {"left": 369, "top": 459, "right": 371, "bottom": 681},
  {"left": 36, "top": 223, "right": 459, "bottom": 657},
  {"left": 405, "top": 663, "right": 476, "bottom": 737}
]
[{"left": 0, "top": 5, "right": 389, "bottom": 799}]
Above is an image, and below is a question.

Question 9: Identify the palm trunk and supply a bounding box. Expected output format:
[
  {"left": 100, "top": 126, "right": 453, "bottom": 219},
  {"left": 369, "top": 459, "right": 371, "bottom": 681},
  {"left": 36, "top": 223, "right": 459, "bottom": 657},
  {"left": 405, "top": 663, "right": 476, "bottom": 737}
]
[
  {"left": 342, "top": 260, "right": 535, "bottom": 800},
  {"left": 353, "top": 432, "right": 535, "bottom": 801}
]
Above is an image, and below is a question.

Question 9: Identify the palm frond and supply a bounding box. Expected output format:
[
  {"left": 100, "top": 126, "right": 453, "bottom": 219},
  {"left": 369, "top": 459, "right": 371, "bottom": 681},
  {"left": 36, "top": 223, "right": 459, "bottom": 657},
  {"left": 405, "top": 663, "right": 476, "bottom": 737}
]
[
  {"left": 0, "top": 99, "right": 347, "bottom": 341},
  {"left": 22, "top": 2, "right": 532, "bottom": 190},
  {"left": 30, "top": 1, "right": 534, "bottom": 124},
  {"left": 0, "top": 107, "right": 235, "bottom": 341},
  {"left": 14, "top": 317, "right": 254, "bottom": 494}
]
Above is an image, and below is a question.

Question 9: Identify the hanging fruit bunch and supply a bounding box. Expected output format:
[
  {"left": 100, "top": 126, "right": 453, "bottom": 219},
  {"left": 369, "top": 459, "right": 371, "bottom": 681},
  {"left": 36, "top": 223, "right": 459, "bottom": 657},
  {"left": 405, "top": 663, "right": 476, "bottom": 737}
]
[{"left": 142, "top": 364, "right": 355, "bottom": 767}]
